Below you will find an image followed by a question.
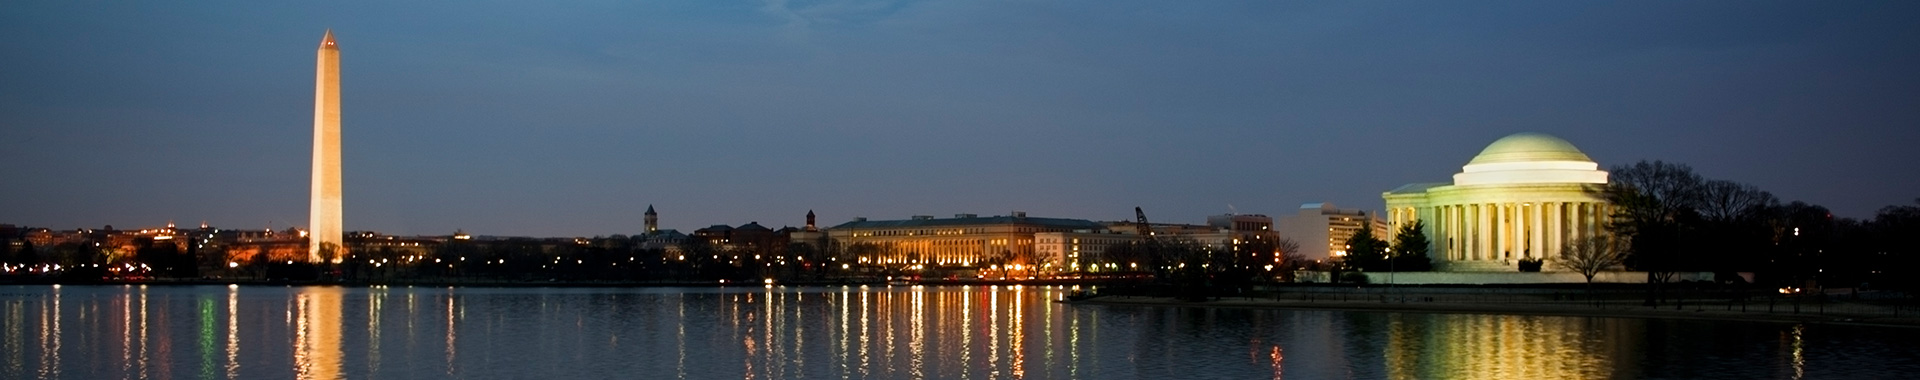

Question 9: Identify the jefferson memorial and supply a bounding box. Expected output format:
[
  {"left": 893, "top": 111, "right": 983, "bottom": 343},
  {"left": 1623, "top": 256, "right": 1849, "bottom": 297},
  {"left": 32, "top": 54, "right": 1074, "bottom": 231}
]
[{"left": 1383, "top": 132, "right": 1612, "bottom": 272}]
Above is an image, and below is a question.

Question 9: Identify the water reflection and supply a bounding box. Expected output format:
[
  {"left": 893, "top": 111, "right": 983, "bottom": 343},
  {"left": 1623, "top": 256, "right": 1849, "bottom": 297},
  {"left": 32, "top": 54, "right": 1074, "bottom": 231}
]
[
  {"left": 3, "top": 285, "right": 1919, "bottom": 379},
  {"left": 226, "top": 285, "right": 239, "bottom": 380},
  {"left": 292, "top": 287, "right": 343, "bottom": 380},
  {"left": 364, "top": 286, "right": 380, "bottom": 377},
  {"left": 444, "top": 292, "right": 456, "bottom": 376},
  {"left": 1790, "top": 324, "right": 1806, "bottom": 380},
  {"left": 1379, "top": 313, "right": 1633, "bottom": 380},
  {"left": 39, "top": 285, "right": 59, "bottom": 379}
]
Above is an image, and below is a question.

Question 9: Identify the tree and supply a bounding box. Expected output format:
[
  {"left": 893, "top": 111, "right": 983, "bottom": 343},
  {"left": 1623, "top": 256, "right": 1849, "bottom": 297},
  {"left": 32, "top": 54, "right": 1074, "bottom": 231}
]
[
  {"left": 15, "top": 240, "right": 38, "bottom": 266},
  {"left": 1155, "top": 237, "right": 1225, "bottom": 300},
  {"left": 1098, "top": 244, "right": 1144, "bottom": 273},
  {"left": 1697, "top": 180, "right": 1776, "bottom": 224},
  {"left": 1273, "top": 237, "right": 1306, "bottom": 281},
  {"left": 1555, "top": 235, "right": 1629, "bottom": 293},
  {"left": 1867, "top": 199, "right": 1920, "bottom": 290},
  {"left": 1343, "top": 227, "right": 1387, "bottom": 271},
  {"left": 1602, "top": 160, "right": 1704, "bottom": 306},
  {"left": 784, "top": 242, "right": 820, "bottom": 279},
  {"left": 1390, "top": 220, "right": 1432, "bottom": 272}
]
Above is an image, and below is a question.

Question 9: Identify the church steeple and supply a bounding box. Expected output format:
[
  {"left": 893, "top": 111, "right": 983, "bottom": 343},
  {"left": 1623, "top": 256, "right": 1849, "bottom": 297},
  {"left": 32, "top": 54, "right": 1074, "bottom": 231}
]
[
  {"left": 645, "top": 205, "right": 659, "bottom": 233},
  {"left": 805, "top": 210, "right": 816, "bottom": 231}
]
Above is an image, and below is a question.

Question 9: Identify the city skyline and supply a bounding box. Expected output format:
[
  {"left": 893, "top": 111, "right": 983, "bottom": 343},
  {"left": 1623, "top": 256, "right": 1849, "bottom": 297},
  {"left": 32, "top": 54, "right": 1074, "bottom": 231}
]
[{"left": 3, "top": 1, "right": 1918, "bottom": 237}]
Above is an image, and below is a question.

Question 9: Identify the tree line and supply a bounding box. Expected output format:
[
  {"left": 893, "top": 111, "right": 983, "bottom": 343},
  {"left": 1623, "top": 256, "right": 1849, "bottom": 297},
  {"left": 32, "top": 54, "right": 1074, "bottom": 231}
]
[{"left": 1602, "top": 160, "right": 1920, "bottom": 294}]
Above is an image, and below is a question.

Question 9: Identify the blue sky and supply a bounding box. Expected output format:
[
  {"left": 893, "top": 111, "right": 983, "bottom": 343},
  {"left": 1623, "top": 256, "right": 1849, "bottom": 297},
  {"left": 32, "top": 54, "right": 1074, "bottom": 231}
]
[{"left": 3, "top": 1, "right": 1916, "bottom": 236}]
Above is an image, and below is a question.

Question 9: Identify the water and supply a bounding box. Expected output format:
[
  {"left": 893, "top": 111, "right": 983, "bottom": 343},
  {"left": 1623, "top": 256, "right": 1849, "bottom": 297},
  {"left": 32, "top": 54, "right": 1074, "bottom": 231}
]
[{"left": 3, "top": 285, "right": 1917, "bottom": 379}]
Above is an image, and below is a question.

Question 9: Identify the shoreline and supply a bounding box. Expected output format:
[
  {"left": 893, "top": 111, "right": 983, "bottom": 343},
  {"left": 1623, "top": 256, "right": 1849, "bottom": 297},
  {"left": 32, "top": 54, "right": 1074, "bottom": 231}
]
[{"left": 1069, "top": 295, "right": 1920, "bottom": 329}]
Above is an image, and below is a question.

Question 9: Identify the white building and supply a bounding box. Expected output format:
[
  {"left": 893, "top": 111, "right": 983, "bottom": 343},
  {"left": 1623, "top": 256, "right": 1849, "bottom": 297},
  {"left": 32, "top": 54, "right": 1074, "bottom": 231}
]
[
  {"left": 1382, "top": 132, "right": 1612, "bottom": 271},
  {"left": 1276, "top": 203, "right": 1388, "bottom": 263}
]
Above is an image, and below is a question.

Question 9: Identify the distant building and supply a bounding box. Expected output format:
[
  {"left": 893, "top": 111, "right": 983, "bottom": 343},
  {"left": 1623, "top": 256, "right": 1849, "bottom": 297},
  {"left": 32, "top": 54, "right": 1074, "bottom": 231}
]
[
  {"left": 692, "top": 224, "right": 734, "bottom": 245},
  {"left": 1276, "top": 203, "right": 1388, "bottom": 263},
  {"left": 1204, "top": 213, "right": 1280, "bottom": 247},
  {"left": 1030, "top": 213, "right": 1281, "bottom": 271},
  {"left": 826, "top": 212, "right": 1105, "bottom": 267},
  {"left": 220, "top": 227, "right": 310, "bottom": 265},
  {"left": 345, "top": 230, "right": 439, "bottom": 259},
  {"left": 1033, "top": 231, "right": 1133, "bottom": 271},
  {"left": 1208, "top": 214, "right": 1275, "bottom": 234},
  {"left": 637, "top": 206, "right": 688, "bottom": 252},
  {"left": 1382, "top": 132, "right": 1612, "bottom": 271},
  {"left": 787, "top": 210, "right": 827, "bottom": 246}
]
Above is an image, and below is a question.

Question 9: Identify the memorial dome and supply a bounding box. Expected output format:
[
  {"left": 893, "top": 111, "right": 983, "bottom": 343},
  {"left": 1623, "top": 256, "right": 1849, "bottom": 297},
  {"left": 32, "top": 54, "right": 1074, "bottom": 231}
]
[
  {"left": 1466, "top": 132, "right": 1594, "bottom": 165},
  {"left": 1453, "top": 132, "right": 1607, "bottom": 186}
]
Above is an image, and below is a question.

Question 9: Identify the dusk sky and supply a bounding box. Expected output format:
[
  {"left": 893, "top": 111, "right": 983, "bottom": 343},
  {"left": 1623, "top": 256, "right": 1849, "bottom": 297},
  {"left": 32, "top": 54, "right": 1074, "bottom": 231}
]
[{"left": 3, "top": 1, "right": 1916, "bottom": 237}]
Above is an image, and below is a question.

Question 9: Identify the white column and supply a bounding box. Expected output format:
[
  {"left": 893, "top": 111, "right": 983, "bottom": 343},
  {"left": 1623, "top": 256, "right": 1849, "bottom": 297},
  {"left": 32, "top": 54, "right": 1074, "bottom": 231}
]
[
  {"left": 1475, "top": 204, "right": 1489, "bottom": 261},
  {"left": 1496, "top": 203, "right": 1508, "bottom": 260},
  {"left": 1505, "top": 203, "right": 1516, "bottom": 259},
  {"left": 1541, "top": 203, "right": 1553, "bottom": 255},
  {"left": 1514, "top": 203, "right": 1525, "bottom": 259},
  {"left": 1573, "top": 202, "right": 1585, "bottom": 241},
  {"left": 1583, "top": 203, "right": 1596, "bottom": 240},
  {"left": 1595, "top": 203, "right": 1607, "bottom": 238},
  {"left": 1487, "top": 203, "right": 1499, "bottom": 261},
  {"left": 1525, "top": 203, "right": 1536, "bottom": 258},
  {"left": 1447, "top": 205, "right": 1459, "bottom": 261},
  {"left": 1573, "top": 202, "right": 1586, "bottom": 241},
  {"left": 1451, "top": 206, "right": 1466, "bottom": 259},
  {"left": 1555, "top": 202, "right": 1565, "bottom": 260},
  {"left": 1549, "top": 202, "right": 1563, "bottom": 255},
  {"left": 1518, "top": 203, "right": 1529, "bottom": 258},
  {"left": 1584, "top": 202, "right": 1597, "bottom": 240},
  {"left": 1530, "top": 203, "right": 1544, "bottom": 259}
]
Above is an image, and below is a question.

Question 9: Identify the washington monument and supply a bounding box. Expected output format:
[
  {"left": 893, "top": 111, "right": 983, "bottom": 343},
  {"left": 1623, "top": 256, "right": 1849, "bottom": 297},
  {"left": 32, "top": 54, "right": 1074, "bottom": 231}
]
[{"left": 309, "top": 30, "right": 343, "bottom": 263}]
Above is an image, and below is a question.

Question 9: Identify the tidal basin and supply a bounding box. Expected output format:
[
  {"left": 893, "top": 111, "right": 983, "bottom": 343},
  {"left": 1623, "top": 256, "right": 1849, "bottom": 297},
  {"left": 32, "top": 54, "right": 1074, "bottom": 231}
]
[{"left": 4, "top": 285, "right": 1919, "bottom": 379}]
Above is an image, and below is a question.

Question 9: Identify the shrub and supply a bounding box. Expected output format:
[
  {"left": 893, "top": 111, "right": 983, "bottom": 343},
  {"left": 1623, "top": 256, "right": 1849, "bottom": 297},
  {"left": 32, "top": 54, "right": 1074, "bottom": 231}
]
[{"left": 1517, "top": 258, "right": 1543, "bottom": 272}]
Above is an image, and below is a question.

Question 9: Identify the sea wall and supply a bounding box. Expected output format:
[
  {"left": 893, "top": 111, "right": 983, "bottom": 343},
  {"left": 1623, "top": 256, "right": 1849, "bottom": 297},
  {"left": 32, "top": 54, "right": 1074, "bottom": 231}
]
[{"left": 1294, "top": 271, "right": 1746, "bottom": 285}]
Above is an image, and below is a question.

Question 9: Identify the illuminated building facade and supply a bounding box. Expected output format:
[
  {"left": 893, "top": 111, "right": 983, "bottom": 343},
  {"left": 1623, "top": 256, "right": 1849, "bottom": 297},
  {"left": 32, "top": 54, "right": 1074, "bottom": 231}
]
[
  {"left": 826, "top": 212, "right": 1104, "bottom": 267},
  {"left": 1382, "top": 132, "right": 1612, "bottom": 271},
  {"left": 1033, "top": 232, "right": 1133, "bottom": 271},
  {"left": 1277, "top": 203, "right": 1388, "bottom": 262}
]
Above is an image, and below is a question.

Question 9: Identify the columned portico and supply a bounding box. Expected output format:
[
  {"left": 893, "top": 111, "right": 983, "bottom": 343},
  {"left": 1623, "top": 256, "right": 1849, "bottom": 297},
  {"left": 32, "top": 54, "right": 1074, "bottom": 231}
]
[{"left": 1384, "top": 133, "right": 1610, "bottom": 272}]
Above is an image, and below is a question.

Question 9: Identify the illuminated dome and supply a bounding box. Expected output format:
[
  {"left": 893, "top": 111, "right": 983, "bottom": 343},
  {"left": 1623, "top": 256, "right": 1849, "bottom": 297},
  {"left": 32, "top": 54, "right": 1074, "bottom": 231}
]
[
  {"left": 1453, "top": 132, "right": 1607, "bottom": 186},
  {"left": 1466, "top": 132, "right": 1594, "bottom": 165}
]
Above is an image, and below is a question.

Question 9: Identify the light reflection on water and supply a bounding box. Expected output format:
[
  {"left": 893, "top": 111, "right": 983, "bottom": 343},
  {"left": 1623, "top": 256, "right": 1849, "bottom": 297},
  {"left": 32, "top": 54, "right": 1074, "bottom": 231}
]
[{"left": 3, "top": 284, "right": 1919, "bottom": 379}]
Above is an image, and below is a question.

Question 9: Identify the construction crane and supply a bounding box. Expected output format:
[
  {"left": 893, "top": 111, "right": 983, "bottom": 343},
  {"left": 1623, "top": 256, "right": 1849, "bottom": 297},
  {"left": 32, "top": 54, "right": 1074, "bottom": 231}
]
[
  {"left": 1133, "top": 207, "right": 1154, "bottom": 242},
  {"left": 1133, "top": 206, "right": 1167, "bottom": 280}
]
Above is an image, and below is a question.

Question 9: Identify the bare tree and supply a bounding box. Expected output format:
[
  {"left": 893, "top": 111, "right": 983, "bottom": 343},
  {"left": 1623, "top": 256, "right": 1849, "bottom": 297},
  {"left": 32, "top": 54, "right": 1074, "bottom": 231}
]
[
  {"left": 1602, "top": 160, "right": 1703, "bottom": 306},
  {"left": 1555, "top": 235, "right": 1629, "bottom": 303},
  {"left": 1609, "top": 160, "right": 1704, "bottom": 215},
  {"left": 1273, "top": 237, "right": 1306, "bottom": 282},
  {"left": 1275, "top": 238, "right": 1303, "bottom": 267},
  {"left": 1697, "top": 179, "right": 1776, "bottom": 223}
]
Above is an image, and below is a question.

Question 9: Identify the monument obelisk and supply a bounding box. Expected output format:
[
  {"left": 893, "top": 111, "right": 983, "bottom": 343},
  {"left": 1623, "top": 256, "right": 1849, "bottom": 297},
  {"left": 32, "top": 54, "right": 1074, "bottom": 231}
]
[{"left": 309, "top": 30, "right": 343, "bottom": 263}]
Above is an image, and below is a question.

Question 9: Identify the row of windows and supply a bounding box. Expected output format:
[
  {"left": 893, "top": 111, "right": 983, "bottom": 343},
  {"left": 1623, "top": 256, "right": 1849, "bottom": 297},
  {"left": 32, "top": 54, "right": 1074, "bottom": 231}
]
[{"left": 845, "top": 226, "right": 1077, "bottom": 238}]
